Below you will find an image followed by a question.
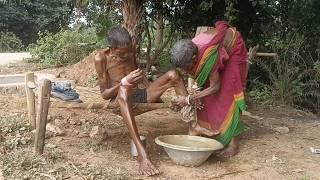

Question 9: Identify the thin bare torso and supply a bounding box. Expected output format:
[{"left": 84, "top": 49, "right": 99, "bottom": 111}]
[{"left": 95, "top": 48, "right": 136, "bottom": 99}]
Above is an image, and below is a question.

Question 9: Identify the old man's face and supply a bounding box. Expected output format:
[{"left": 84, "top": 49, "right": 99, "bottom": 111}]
[{"left": 111, "top": 44, "right": 133, "bottom": 61}]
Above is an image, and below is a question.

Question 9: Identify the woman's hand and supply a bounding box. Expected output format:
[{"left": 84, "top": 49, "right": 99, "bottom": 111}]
[
  {"left": 195, "top": 99, "right": 204, "bottom": 110},
  {"left": 172, "top": 95, "right": 187, "bottom": 107}
]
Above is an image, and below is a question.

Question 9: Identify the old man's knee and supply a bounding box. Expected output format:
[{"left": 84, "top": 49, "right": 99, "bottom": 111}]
[
  {"left": 117, "top": 86, "right": 131, "bottom": 104},
  {"left": 166, "top": 69, "right": 181, "bottom": 82}
]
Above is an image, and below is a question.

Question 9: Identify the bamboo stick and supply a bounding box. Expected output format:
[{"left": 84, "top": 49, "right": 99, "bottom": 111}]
[
  {"left": 34, "top": 79, "right": 51, "bottom": 155},
  {"left": 25, "top": 72, "right": 36, "bottom": 129}
]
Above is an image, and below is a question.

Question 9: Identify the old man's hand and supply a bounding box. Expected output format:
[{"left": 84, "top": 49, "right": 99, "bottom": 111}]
[{"left": 125, "top": 69, "right": 144, "bottom": 85}]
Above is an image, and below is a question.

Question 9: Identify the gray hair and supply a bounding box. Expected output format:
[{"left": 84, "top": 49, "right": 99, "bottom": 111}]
[
  {"left": 170, "top": 39, "right": 198, "bottom": 67},
  {"left": 107, "top": 26, "right": 132, "bottom": 48}
]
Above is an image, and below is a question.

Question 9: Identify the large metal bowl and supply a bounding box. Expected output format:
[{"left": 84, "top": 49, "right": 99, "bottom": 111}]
[{"left": 155, "top": 135, "right": 224, "bottom": 167}]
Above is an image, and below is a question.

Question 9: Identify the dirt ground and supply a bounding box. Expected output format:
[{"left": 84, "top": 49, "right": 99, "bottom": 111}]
[{"left": 0, "top": 62, "right": 320, "bottom": 180}]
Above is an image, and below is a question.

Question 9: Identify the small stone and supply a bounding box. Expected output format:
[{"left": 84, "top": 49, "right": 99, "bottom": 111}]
[
  {"left": 273, "top": 126, "right": 290, "bottom": 134},
  {"left": 10, "top": 112, "right": 18, "bottom": 117},
  {"left": 20, "top": 139, "right": 27, "bottom": 145},
  {"left": 89, "top": 126, "right": 108, "bottom": 143},
  {"left": 46, "top": 143, "right": 57, "bottom": 149},
  {"left": 80, "top": 119, "right": 87, "bottom": 124},
  {"left": 77, "top": 132, "right": 89, "bottom": 138},
  {"left": 46, "top": 123, "right": 64, "bottom": 136},
  {"left": 69, "top": 120, "right": 76, "bottom": 125},
  {"left": 292, "top": 169, "right": 303, "bottom": 173},
  {"left": 19, "top": 127, "right": 26, "bottom": 131}
]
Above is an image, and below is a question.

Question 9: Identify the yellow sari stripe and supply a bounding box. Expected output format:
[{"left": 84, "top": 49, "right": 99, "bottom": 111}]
[
  {"left": 230, "top": 28, "right": 237, "bottom": 48},
  {"left": 218, "top": 100, "right": 236, "bottom": 133},
  {"left": 234, "top": 92, "right": 244, "bottom": 101},
  {"left": 195, "top": 46, "right": 214, "bottom": 75},
  {"left": 195, "top": 45, "right": 219, "bottom": 75}
]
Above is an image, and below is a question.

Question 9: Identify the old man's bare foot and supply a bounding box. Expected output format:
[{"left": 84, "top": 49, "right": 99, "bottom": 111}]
[
  {"left": 189, "top": 123, "right": 219, "bottom": 137},
  {"left": 138, "top": 157, "right": 160, "bottom": 176},
  {"left": 218, "top": 137, "right": 239, "bottom": 158}
]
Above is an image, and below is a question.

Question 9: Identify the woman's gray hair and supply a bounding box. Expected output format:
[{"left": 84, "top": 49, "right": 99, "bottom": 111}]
[
  {"left": 107, "top": 26, "right": 132, "bottom": 48},
  {"left": 170, "top": 39, "right": 198, "bottom": 67}
]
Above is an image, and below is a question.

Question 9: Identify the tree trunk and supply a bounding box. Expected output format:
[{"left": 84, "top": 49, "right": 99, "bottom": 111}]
[
  {"left": 145, "top": 28, "right": 174, "bottom": 72},
  {"left": 145, "top": 22, "right": 152, "bottom": 70},
  {"left": 122, "top": 0, "right": 144, "bottom": 66},
  {"left": 155, "top": 14, "right": 164, "bottom": 45}
]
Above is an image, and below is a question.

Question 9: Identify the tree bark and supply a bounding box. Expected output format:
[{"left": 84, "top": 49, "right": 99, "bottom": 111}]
[
  {"left": 155, "top": 14, "right": 164, "bottom": 45},
  {"left": 146, "top": 29, "right": 174, "bottom": 72},
  {"left": 122, "top": 0, "right": 144, "bottom": 66}
]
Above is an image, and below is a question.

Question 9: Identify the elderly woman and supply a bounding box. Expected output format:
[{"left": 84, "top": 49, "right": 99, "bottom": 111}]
[{"left": 170, "top": 21, "right": 248, "bottom": 157}]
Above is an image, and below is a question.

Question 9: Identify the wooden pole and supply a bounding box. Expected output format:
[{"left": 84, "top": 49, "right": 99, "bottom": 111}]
[
  {"left": 34, "top": 79, "right": 51, "bottom": 155},
  {"left": 25, "top": 72, "right": 36, "bottom": 129}
]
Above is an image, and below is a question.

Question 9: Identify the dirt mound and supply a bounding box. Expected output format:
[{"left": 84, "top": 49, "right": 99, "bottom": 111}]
[{"left": 59, "top": 50, "right": 99, "bottom": 87}]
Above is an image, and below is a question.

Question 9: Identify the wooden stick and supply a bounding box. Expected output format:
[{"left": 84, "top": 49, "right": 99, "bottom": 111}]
[
  {"left": 25, "top": 72, "right": 36, "bottom": 129},
  {"left": 255, "top": 52, "right": 277, "bottom": 57},
  {"left": 34, "top": 79, "right": 51, "bottom": 155}
]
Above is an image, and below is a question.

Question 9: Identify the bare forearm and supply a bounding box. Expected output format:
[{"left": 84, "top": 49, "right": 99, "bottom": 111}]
[
  {"left": 190, "top": 85, "right": 220, "bottom": 102},
  {"left": 101, "top": 84, "right": 120, "bottom": 100}
]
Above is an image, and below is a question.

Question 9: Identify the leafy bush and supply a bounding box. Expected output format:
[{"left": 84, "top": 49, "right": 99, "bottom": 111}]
[
  {"left": 0, "top": 32, "right": 24, "bottom": 52},
  {"left": 156, "top": 50, "right": 174, "bottom": 73},
  {"left": 250, "top": 35, "right": 320, "bottom": 112},
  {"left": 28, "top": 28, "right": 101, "bottom": 66}
]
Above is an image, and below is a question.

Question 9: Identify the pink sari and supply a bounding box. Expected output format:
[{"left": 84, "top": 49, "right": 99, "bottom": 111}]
[{"left": 192, "top": 21, "right": 248, "bottom": 145}]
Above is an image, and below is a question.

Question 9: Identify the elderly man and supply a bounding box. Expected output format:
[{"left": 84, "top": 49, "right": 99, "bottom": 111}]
[
  {"left": 94, "top": 26, "right": 215, "bottom": 176},
  {"left": 170, "top": 21, "right": 248, "bottom": 157}
]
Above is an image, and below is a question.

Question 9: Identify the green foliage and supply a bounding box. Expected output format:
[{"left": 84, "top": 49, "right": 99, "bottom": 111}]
[
  {"left": 0, "top": 0, "right": 74, "bottom": 46},
  {"left": 89, "top": 74, "right": 98, "bottom": 85},
  {"left": 156, "top": 51, "right": 173, "bottom": 73},
  {"left": 251, "top": 35, "right": 320, "bottom": 112},
  {"left": 28, "top": 28, "right": 99, "bottom": 66},
  {"left": 248, "top": 86, "right": 272, "bottom": 103},
  {"left": 0, "top": 31, "right": 24, "bottom": 52}
]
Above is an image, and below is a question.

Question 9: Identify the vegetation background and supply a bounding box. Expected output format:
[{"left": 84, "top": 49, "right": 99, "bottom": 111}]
[{"left": 1, "top": 0, "right": 319, "bottom": 112}]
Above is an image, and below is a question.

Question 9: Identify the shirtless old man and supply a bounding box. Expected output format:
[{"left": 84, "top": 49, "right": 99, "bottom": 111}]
[{"left": 94, "top": 26, "right": 215, "bottom": 176}]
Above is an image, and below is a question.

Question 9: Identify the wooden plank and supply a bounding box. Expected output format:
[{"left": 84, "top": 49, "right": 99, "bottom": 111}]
[
  {"left": 34, "top": 79, "right": 51, "bottom": 155},
  {"left": 25, "top": 72, "right": 36, "bottom": 129}
]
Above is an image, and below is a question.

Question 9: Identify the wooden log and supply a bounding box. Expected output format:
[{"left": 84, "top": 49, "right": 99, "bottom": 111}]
[
  {"left": 25, "top": 72, "right": 36, "bottom": 129},
  {"left": 50, "top": 101, "right": 169, "bottom": 116},
  {"left": 34, "top": 79, "right": 51, "bottom": 155}
]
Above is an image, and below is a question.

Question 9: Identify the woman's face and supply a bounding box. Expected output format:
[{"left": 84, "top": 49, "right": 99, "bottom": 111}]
[{"left": 182, "top": 52, "right": 198, "bottom": 73}]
